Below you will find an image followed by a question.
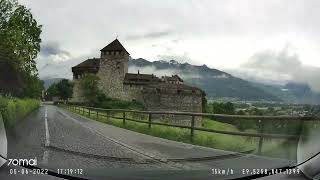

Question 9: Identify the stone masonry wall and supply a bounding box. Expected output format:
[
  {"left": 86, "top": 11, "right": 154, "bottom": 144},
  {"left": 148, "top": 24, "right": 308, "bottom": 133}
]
[
  {"left": 97, "top": 52, "right": 129, "bottom": 100},
  {"left": 141, "top": 88, "right": 203, "bottom": 127},
  {"left": 71, "top": 79, "right": 85, "bottom": 102},
  {"left": 123, "top": 84, "right": 144, "bottom": 102}
]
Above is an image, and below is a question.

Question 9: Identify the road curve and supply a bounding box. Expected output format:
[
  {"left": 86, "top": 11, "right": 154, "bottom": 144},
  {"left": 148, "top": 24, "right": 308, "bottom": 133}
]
[{"left": 1, "top": 104, "right": 295, "bottom": 179}]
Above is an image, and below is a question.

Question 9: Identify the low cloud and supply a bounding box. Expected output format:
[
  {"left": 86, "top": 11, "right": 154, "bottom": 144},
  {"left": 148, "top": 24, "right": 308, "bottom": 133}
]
[
  {"left": 230, "top": 46, "right": 320, "bottom": 92},
  {"left": 157, "top": 53, "right": 199, "bottom": 65},
  {"left": 128, "top": 64, "right": 203, "bottom": 80},
  {"left": 40, "top": 41, "right": 69, "bottom": 56},
  {"left": 212, "top": 74, "right": 230, "bottom": 79},
  {"left": 39, "top": 41, "right": 71, "bottom": 62},
  {"left": 36, "top": 42, "right": 98, "bottom": 79},
  {"left": 128, "top": 65, "right": 175, "bottom": 77},
  {"left": 125, "top": 30, "right": 173, "bottom": 41}
]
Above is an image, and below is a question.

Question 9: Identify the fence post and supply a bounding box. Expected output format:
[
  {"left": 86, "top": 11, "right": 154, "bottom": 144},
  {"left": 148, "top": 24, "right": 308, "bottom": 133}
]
[
  {"left": 88, "top": 108, "right": 91, "bottom": 117},
  {"left": 148, "top": 113, "right": 152, "bottom": 129},
  {"left": 96, "top": 111, "right": 99, "bottom": 120},
  {"left": 190, "top": 115, "right": 195, "bottom": 142},
  {"left": 123, "top": 111, "right": 126, "bottom": 126},
  {"left": 107, "top": 111, "right": 110, "bottom": 121},
  {"left": 258, "top": 119, "right": 264, "bottom": 155}
]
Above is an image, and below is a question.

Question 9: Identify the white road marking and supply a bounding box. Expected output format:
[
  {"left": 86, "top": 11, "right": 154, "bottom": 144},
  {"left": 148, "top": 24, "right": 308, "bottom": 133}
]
[
  {"left": 44, "top": 107, "right": 50, "bottom": 147},
  {"left": 42, "top": 150, "right": 49, "bottom": 164},
  {"left": 58, "top": 108, "right": 185, "bottom": 169},
  {"left": 58, "top": 109, "right": 163, "bottom": 161}
]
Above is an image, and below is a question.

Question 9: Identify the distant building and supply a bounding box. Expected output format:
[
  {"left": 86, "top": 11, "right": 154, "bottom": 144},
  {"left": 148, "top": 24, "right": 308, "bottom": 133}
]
[{"left": 71, "top": 39, "right": 205, "bottom": 126}]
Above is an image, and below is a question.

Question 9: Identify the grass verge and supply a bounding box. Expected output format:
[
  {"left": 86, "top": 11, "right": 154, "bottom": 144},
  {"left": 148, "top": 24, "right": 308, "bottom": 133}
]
[{"left": 0, "top": 96, "right": 40, "bottom": 127}]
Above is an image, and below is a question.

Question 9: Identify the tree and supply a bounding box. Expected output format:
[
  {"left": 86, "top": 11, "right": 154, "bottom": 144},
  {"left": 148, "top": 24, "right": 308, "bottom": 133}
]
[
  {"left": 79, "top": 74, "right": 102, "bottom": 105},
  {"left": 224, "top": 102, "right": 235, "bottom": 114},
  {"left": 23, "top": 74, "right": 44, "bottom": 98},
  {"left": 210, "top": 102, "right": 235, "bottom": 115},
  {"left": 56, "top": 79, "right": 73, "bottom": 101},
  {"left": 237, "top": 110, "right": 245, "bottom": 115},
  {"left": 46, "top": 79, "right": 73, "bottom": 101},
  {"left": 0, "top": 0, "right": 42, "bottom": 74},
  {"left": 0, "top": 0, "right": 42, "bottom": 98},
  {"left": 46, "top": 83, "right": 59, "bottom": 100}
]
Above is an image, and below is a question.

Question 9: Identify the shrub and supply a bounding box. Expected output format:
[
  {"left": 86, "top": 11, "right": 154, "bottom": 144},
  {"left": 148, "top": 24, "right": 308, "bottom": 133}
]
[{"left": 0, "top": 96, "right": 39, "bottom": 127}]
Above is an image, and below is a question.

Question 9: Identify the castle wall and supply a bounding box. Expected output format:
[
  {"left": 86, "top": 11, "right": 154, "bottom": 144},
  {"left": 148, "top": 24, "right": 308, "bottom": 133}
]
[
  {"left": 123, "top": 84, "right": 144, "bottom": 102},
  {"left": 141, "top": 88, "right": 203, "bottom": 127},
  {"left": 71, "top": 79, "right": 85, "bottom": 102},
  {"left": 97, "top": 52, "right": 129, "bottom": 100}
]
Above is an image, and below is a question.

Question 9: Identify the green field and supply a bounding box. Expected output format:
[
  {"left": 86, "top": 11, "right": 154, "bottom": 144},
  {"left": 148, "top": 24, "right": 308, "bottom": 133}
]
[{"left": 65, "top": 106, "right": 300, "bottom": 160}]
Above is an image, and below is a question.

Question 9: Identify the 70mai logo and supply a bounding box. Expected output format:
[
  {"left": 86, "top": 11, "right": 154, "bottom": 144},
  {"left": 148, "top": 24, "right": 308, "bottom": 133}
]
[{"left": 7, "top": 158, "right": 37, "bottom": 166}]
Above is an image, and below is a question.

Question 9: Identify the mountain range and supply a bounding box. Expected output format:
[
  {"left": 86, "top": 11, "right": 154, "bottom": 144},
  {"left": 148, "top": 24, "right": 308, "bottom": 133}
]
[
  {"left": 252, "top": 82, "right": 320, "bottom": 104},
  {"left": 128, "top": 58, "right": 281, "bottom": 102}
]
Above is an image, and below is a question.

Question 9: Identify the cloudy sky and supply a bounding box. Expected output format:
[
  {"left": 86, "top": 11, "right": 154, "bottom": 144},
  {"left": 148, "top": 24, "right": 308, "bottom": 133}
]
[{"left": 19, "top": 0, "right": 320, "bottom": 91}]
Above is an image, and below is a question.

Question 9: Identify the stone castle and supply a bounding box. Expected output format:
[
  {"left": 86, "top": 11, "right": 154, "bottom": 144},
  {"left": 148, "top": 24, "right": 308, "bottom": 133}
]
[{"left": 71, "top": 39, "right": 205, "bottom": 126}]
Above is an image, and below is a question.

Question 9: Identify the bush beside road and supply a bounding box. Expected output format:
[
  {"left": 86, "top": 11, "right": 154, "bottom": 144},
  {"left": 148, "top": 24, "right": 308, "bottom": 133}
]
[{"left": 0, "top": 96, "right": 40, "bottom": 127}]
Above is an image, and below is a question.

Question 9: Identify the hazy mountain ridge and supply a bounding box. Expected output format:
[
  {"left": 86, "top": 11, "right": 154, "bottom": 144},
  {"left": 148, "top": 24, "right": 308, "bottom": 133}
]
[
  {"left": 252, "top": 82, "right": 320, "bottom": 104},
  {"left": 129, "top": 58, "right": 281, "bottom": 102},
  {"left": 43, "top": 78, "right": 64, "bottom": 89}
]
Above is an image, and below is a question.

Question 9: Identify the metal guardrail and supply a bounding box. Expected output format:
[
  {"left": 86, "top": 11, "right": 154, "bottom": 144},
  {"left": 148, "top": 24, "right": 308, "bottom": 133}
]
[{"left": 62, "top": 104, "right": 319, "bottom": 155}]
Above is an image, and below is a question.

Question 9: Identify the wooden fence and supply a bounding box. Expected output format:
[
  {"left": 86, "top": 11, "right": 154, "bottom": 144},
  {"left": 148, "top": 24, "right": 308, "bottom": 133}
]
[{"left": 63, "top": 104, "right": 320, "bottom": 155}]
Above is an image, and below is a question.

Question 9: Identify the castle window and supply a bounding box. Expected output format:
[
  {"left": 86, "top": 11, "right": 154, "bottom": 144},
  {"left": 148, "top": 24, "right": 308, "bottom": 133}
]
[{"left": 177, "top": 89, "right": 182, "bottom": 94}]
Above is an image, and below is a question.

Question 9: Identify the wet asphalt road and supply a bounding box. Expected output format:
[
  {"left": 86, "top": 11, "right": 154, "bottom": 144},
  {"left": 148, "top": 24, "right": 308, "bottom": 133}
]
[
  {"left": 4, "top": 105, "right": 174, "bottom": 179},
  {"left": 1, "top": 104, "right": 295, "bottom": 179}
]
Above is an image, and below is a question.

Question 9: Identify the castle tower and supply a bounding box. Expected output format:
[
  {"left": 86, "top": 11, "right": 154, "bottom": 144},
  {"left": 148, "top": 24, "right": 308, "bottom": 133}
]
[{"left": 97, "top": 39, "right": 130, "bottom": 100}]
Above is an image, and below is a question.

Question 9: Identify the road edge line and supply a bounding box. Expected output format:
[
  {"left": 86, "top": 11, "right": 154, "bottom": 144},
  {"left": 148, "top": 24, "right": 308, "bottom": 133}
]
[{"left": 44, "top": 107, "right": 50, "bottom": 147}]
